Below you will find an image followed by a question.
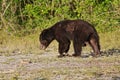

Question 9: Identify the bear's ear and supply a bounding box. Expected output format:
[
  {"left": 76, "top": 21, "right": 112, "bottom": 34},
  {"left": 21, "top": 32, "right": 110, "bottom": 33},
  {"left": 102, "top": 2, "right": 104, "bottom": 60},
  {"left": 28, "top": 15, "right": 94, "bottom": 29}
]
[
  {"left": 40, "top": 29, "right": 47, "bottom": 41},
  {"left": 40, "top": 29, "right": 49, "bottom": 37},
  {"left": 42, "top": 29, "right": 48, "bottom": 35},
  {"left": 40, "top": 29, "right": 52, "bottom": 41}
]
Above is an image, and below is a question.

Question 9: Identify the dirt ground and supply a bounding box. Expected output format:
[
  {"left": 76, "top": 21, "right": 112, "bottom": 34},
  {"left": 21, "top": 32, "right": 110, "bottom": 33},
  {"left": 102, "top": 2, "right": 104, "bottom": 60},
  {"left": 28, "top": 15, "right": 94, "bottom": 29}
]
[{"left": 0, "top": 48, "right": 120, "bottom": 80}]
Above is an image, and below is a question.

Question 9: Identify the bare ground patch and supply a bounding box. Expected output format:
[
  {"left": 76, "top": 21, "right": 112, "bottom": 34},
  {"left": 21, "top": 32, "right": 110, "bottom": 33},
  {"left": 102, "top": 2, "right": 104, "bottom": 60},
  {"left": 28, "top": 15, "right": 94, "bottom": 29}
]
[{"left": 0, "top": 48, "right": 120, "bottom": 80}]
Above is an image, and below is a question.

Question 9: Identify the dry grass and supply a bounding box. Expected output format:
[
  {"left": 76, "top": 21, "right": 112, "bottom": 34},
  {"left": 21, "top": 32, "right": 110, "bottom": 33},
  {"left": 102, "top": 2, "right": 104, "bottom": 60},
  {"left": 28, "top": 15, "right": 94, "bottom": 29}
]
[
  {"left": 100, "top": 30, "right": 120, "bottom": 49},
  {"left": 0, "top": 30, "right": 120, "bottom": 56},
  {"left": 0, "top": 30, "right": 120, "bottom": 80}
]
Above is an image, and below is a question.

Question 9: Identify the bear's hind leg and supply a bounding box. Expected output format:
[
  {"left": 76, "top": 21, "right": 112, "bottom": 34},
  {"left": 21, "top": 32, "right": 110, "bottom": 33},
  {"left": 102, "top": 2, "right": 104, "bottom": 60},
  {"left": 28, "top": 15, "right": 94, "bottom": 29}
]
[{"left": 89, "top": 38, "right": 101, "bottom": 57}]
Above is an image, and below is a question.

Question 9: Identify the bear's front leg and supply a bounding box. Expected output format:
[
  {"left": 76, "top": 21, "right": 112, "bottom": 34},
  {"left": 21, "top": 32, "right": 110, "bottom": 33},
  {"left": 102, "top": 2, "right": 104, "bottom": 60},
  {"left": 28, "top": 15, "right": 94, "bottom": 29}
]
[
  {"left": 58, "top": 43, "right": 66, "bottom": 57},
  {"left": 58, "top": 41, "right": 71, "bottom": 57}
]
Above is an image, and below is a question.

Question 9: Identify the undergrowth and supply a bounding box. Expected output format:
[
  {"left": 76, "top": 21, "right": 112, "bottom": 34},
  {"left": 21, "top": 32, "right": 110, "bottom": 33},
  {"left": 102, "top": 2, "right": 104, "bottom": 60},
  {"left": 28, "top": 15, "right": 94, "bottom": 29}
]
[{"left": 0, "top": 0, "right": 120, "bottom": 35}]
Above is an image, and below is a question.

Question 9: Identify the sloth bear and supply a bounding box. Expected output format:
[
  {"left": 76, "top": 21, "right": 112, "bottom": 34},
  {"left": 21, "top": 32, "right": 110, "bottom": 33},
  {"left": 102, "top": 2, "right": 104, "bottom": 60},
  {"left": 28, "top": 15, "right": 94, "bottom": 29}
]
[{"left": 39, "top": 19, "right": 101, "bottom": 57}]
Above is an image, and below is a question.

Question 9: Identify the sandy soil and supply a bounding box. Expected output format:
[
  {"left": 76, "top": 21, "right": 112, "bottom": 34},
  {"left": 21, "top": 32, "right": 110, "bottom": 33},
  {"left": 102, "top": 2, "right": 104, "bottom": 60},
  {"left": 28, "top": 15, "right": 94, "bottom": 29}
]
[{"left": 0, "top": 48, "right": 120, "bottom": 80}]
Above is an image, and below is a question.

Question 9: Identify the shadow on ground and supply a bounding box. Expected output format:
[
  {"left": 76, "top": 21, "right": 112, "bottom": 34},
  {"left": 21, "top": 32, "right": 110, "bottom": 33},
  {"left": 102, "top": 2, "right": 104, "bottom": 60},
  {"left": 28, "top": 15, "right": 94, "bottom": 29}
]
[
  {"left": 81, "top": 48, "right": 120, "bottom": 58},
  {"left": 101, "top": 48, "right": 120, "bottom": 56}
]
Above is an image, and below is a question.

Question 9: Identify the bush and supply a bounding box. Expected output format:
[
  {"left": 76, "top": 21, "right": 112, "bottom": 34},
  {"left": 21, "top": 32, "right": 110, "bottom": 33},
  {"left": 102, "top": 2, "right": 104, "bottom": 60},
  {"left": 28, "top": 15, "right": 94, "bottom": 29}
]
[{"left": 0, "top": 0, "right": 120, "bottom": 35}]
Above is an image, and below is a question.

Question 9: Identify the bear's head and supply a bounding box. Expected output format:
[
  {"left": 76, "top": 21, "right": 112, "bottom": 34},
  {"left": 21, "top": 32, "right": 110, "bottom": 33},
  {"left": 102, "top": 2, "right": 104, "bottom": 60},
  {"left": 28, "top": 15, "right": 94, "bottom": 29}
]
[{"left": 39, "top": 28, "right": 55, "bottom": 50}]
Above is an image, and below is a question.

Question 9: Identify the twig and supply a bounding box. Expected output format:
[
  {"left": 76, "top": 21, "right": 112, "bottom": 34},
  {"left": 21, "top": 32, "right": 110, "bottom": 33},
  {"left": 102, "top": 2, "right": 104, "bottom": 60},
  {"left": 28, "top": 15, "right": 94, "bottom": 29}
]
[{"left": 2, "top": 0, "right": 13, "bottom": 16}]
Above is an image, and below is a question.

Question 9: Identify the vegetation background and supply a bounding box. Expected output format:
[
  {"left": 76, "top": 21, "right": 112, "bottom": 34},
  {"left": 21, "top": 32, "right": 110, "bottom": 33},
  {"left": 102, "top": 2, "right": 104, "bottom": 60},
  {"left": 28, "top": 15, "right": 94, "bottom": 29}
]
[
  {"left": 0, "top": 0, "right": 120, "bottom": 80},
  {"left": 0, "top": 0, "right": 120, "bottom": 35}
]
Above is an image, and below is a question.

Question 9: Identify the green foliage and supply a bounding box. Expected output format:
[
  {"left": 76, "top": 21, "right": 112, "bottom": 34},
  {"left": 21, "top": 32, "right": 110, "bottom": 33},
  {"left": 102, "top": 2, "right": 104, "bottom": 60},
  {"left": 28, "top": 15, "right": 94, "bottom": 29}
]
[{"left": 0, "top": 0, "right": 120, "bottom": 35}]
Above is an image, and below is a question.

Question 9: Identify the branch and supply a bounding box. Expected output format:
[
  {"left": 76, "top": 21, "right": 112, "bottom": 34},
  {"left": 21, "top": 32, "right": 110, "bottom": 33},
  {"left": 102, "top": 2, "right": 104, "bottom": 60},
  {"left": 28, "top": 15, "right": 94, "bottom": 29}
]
[{"left": 2, "top": 0, "right": 13, "bottom": 16}]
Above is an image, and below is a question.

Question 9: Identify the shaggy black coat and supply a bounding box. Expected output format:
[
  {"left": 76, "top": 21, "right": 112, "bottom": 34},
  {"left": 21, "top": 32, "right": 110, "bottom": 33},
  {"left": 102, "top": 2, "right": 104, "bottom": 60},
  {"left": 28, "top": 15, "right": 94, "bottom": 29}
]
[{"left": 39, "top": 19, "right": 100, "bottom": 57}]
